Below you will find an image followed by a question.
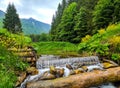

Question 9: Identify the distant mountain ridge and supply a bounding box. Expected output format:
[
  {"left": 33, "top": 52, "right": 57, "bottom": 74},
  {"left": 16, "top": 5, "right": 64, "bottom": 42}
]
[
  {"left": 0, "top": 10, "right": 5, "bottom": 17},
  {"left": 0, "top": 10, "right": 51, "bottom": 35}
]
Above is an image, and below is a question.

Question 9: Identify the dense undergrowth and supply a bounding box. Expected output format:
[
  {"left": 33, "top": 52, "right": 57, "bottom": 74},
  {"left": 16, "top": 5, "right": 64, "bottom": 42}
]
[
  {"left": 0, "top": 28, "right": 29, "bottom": 87},
  {"left": 0, "top": 45, "right": 28, "bottom": 87},
  {"left": 78, "top": 24, "right": 120, "bottom": 62}
]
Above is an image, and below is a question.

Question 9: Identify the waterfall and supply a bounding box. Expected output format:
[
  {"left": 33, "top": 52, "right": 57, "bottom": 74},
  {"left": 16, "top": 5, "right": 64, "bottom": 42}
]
[
  {"left": 19, "top": 55, "right": 117, "bottom": 88},
  {"left": 36, "top": 56, "right": 100, "bottom": 69}
]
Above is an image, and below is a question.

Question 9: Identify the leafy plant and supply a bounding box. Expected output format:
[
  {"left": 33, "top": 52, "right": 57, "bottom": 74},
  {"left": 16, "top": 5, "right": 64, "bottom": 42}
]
[
  {"left": 0, "top": 45, "right": 28, "bottom": 87},
  {"left": 78, "top": 23, "right": 120, "bottom": 57},
  {"left": 111, "top": 53, "right": 120, "bottom": 61}
]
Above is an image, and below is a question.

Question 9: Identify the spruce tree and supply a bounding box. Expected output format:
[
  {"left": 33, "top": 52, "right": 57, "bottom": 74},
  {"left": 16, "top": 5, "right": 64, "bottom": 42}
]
[
  {"left": 50, "top": 0, "right": 67, "bottom": 41},
  {"left": 3, "top": 3, "right": 22, "bottom": 33},
  {"left": 93, "top": 0, "right": 114, "bottom": 31},
  {"left": 57, "top": 2, "right": 77, "bottom": 43},
  {"left": 113, "top": 0, "right": 120, "bottom": 23},
  {"left": 74, "top": 7, "right": 90, "bottom": 42}
]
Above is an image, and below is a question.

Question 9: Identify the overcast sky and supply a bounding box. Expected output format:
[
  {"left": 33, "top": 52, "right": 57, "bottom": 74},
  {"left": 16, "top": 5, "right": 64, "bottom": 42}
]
[{"left": 0, "top": 0, "right": 62, "bottom": 24}]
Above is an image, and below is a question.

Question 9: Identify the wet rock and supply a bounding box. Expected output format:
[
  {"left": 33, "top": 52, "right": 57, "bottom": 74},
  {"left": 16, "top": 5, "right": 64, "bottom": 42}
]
[
  {"left": 66, "top": 64, "right": 73, "bottom": 70},
  {"left": 103, "top": 59, "right": 119, "bottom": 66},
  {"left": 40, "top": 71, "right": 56, "bottom": 80},
  {"left": 77, "top": 63, "right": 83, "bottom": 68},
  {"left": 69, "top": 70, "right": 76, "bottom": 75},
  {"left": 27, "top": 67, "right": 39, "bottom": 75},
  {"left": 74, "top": 69, "right": 84, "bottom": 74},
  {"left": 81, "top": 66, "right": 88, "bottom": 72},
  {"left": 49, "top": 66, "right": 56, "bottom": 75},
  {"left": 56, "top": 68, "right": 64, "bottom": 78},
  {"left": 102, "top": 62, "right": 118, "bottom": 69},
  {"left": 15, "top": 72, "right": 26, "bottom": 87}
]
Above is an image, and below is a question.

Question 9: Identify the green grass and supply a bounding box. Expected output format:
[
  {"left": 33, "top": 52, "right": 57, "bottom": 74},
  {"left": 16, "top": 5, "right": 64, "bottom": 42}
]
[
  {"left": 0, "top": 45, "right": 28, "bottom": 87},
  {"left": 31, "top": 42, "right": 79, "bottom": 57}
]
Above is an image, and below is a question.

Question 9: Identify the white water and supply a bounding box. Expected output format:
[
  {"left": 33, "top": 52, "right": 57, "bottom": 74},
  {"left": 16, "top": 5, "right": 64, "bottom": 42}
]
[
  {"left": 19, "top": 67, "right": 70, "bottom": 88},
  {"left": 90, "top": 83, "right": 116, "bottom": 88},
  {"left": 19, "top": 55, "right": 117, "bottom": 88},
  {"left": 37, "top": 56, "right": 100, "bottom": 69}
]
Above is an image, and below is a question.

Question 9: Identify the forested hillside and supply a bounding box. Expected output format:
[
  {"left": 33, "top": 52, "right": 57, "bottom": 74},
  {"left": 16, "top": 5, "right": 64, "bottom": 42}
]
[{"left": 50, "top": 0, "right": 120, "bottom": 43}]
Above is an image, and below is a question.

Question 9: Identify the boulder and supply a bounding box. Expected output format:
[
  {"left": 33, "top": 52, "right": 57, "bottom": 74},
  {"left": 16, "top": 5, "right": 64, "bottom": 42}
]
[
  {"left": 74, "top": 69, "right": 84, "bottom": 74},
  {"left": 66, "top": 64, "right": 73, "bottom": 70},
  {"left": 69, "top": 70, "right": 76, "bottom": 75},
  {"left": 49, "top": 66, "right": 56, "bottom": 75},
  {"left": 26, "top": 67, "right": 39, "bottom": 75},
  {"left": 56, "top": 68, "right": 64, "bottom": 77},
  {"left": 40, "top": 71, "right": 56, "bottom": 80},
  {"left": 102, "top": 62, "right": 118, "bottom": 69},
  {"left": 81, "top": 66, "right": 88, "bottom": 72}
]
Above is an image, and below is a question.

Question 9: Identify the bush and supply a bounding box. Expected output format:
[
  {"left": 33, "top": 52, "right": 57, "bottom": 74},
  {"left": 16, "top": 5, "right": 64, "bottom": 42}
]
[
  {"left": 0, "top": 45, "right": 28, "bottom": 87},
  {"left": 0, "top": 28, "right": 32, "bottom": 48},
  {"left": 78, "top": 23, "right": 120, "bottom": 58}
]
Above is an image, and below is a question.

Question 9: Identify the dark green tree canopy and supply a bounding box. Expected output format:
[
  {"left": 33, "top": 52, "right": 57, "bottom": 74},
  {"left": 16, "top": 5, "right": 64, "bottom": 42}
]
[
  {"left": 50, "top": 0, "right": 120, "bottom": 43},
  {"left": 3, "top": 3, "right": 22, "bottom": 33}
]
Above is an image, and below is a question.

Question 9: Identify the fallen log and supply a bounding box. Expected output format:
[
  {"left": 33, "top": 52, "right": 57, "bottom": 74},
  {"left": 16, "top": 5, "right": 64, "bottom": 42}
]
[{"left": 27, "top": 67, "right": 120, "bottom": 88}]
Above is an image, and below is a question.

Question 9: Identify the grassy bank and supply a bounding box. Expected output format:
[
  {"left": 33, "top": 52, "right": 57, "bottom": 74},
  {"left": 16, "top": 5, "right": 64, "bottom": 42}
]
[
  {"left": 0, "top": 45, "right": 28, "bottom": 87},
  {"left": 31, "top": 42, "right": 79, "bottom": 57}
]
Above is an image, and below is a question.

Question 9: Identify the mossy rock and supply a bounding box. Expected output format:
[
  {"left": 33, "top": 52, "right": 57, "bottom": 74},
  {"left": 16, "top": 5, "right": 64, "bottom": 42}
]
[
  {"left": 56, "top": 68, "right": 64, "bottom": 77},
  {"left": 49, "top": 66, "right": 56, "bottom": 75},
  {"left": 40, "top": 71, "right": 56, "bottom": 80},
  {"left": 102, "top": 62, "right": 118, "bottom": 69},
  {"left": 27, "top": 67, "right": 39, "bottom": 75}
]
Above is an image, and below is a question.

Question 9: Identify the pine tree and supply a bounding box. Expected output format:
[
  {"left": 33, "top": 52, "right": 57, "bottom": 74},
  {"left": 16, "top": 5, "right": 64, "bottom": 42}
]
[
  {"left": 74, "top": 7, "right": 90, "bottom": 42},
  {"left": 93, "top": 0, "right": 114, "bottom": 31},
  {"left": 113, "top": 0, "right": 120, "bottom": 23},
  {"left": 50, "top": 0, "right": 67, "bottom": 41},
  {"left": 3, "top": 3, "right": 22, "bottom": 33},
  {"left": 57, "top": 2, "right": 77, "bottom": 43}
]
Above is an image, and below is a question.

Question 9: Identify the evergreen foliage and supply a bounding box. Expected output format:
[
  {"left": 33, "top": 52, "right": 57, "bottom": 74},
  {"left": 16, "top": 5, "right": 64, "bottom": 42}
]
[
  {"left": 50, "top": 0, "right": 67, "bottom": 41},
  {"left": 93, "top": 0, "right": 114, "bottom": 31},
  {"left": 50, "top": 0, "right": 98, "bottom": 43},
  {"left": 74, "top": 7, "right": 90, "bottom": 42},
  {"left": 50, "top": 0, "right": 120, "bottom": 43},
  {"left": 57, "top": 2, "right": 77, "bottom": 43},
  {"left": 3, "top": 3, "right": 22, "bottom": 33}
]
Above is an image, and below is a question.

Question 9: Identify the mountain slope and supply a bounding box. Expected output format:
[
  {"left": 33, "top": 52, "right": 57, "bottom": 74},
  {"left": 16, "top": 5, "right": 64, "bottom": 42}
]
[
  {"left": 21, "top": 18, "right": 50, "bottom": 35},
  {"left": 0, "top": 10, "right": 51, "bottom": 35},
  {"left": 0, "top": 10, "right": 4, "bottom": 27},
  {"left": 0, "top": 10, "right": 5, "bottom": 17}
]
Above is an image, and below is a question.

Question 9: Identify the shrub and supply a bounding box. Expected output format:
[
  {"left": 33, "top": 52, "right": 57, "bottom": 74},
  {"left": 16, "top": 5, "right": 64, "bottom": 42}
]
[
  {"left": 81, "top": 35, "right": 91, "bottom": 42},
  {"left": 0, "top": 45, "right": 28, "bottom": 87},
  {"left": 78, "top": 23, "right": 120, "bottom": 58}
]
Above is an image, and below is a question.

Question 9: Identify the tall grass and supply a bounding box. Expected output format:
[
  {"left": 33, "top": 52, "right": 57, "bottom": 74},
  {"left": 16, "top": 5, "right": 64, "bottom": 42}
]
[{"left": 32, "top": 42, "right": 78, "bottom": 56}]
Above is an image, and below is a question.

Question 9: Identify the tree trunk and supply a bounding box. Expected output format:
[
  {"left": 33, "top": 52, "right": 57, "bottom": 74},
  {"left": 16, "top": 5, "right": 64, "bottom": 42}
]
[{"left": 27, "top": 67, "right": 120, "bottom": 88}]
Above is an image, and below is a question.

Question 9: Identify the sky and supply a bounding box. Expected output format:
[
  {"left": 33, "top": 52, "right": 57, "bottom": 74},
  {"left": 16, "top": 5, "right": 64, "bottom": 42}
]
[{"left": 0, "top": 0, "right": 62, "bottom": 24}]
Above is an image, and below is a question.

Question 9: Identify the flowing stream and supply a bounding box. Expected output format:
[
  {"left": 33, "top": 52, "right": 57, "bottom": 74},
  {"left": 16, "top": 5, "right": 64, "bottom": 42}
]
[{"left": 19, "top": 55, "right": 117, "bottom": 88}]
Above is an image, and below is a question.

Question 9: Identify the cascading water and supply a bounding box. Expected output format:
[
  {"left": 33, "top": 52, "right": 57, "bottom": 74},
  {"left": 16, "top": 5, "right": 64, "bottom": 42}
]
[
  {"left": 36, "top": 56, "right": 100, "bottom": 69},
  {"left": 19, "top": 55, "right": 117, "bottom": 88}
]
